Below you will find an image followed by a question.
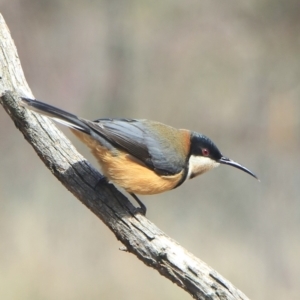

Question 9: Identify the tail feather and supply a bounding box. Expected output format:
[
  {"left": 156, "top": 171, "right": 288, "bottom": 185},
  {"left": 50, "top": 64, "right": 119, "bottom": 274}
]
[{"left": 21, "top": 97, "right": 90, "bottom": 134}]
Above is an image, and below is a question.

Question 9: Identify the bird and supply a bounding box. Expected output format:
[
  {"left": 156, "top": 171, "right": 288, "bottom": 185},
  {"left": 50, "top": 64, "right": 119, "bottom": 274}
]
[{"left": 20, "top": 97, "right": 258, "bottom": 215}]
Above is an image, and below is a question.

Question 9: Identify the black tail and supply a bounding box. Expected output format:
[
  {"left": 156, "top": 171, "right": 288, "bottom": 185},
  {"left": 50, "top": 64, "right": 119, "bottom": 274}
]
[{"left": 21, "top": 97, "right": 90, "bottom": 134}]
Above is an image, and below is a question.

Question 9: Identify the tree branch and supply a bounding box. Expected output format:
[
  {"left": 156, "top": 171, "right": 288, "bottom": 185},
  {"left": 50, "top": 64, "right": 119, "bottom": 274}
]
[{"left": 0, "top": 13, "right": 250, "bottom": 300}]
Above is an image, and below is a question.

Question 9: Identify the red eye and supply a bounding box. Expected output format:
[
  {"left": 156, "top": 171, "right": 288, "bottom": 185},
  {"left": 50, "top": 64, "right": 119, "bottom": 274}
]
[{"left": 202, "top": 148, "right": 209, "bottom": 156}]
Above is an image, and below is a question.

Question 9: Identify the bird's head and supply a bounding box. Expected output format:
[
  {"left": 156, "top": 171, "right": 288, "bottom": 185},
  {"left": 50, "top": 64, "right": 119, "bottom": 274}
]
[{"left": 187, "top": 132, "right": 258, "bottom": 180}]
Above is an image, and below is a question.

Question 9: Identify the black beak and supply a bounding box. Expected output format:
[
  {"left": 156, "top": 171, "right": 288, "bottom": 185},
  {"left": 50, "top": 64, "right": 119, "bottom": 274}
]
[{"left": 219, "top": 156, "right": 258, "bottom": 180}]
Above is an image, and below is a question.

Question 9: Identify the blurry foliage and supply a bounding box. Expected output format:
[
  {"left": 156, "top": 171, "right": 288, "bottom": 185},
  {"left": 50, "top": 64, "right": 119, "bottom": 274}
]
[{"left": 0, "top": 0, "right": 300, "bottom": 299}]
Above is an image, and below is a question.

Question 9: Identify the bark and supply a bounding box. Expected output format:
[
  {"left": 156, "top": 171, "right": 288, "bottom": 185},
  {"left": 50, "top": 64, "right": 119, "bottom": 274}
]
[{"left": 0, "top": 13, "right": 250, "bottom": 300}]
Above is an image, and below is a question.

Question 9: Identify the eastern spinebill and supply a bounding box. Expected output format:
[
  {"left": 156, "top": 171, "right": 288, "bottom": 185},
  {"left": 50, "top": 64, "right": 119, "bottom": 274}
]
[{"left": 21, "top": 97, "right": 258, "bottom": 215}]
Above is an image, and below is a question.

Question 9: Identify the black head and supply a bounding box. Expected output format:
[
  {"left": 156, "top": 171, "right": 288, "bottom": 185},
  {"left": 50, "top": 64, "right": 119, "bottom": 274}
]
[
  {"left": 190, "top": 133, "right": 222, "bottom": 161},
  {"left": 188, "top": 132, "right": 258, "bottom": 179}
]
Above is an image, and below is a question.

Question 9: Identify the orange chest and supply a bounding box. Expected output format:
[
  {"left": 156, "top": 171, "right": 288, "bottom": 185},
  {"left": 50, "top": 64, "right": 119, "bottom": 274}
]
[{"left": 71, "top": 130, "right": 184, "bottom": 195}]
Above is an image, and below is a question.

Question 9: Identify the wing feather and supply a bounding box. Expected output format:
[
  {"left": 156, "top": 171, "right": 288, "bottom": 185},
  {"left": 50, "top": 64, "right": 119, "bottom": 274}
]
[{"left": 84, "top": 118, "right": 188, "bottom": 175}]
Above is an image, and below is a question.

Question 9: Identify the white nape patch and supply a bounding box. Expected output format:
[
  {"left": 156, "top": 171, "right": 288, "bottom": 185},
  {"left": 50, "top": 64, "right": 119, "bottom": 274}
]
[{"left": 187, "top": 155, "right": 220, "bottom": 179}]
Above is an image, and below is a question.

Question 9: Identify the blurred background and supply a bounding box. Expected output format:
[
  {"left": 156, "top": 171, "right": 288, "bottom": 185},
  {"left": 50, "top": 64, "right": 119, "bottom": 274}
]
[{"left": 0, "top": 1, "right": 300, "bottom": 299}]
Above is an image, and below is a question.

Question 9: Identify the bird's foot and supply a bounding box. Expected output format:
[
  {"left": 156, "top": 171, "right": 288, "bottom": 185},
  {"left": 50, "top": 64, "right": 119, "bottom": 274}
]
[{"left": 130, "top": 193, "right": 147, "bottom": 216}]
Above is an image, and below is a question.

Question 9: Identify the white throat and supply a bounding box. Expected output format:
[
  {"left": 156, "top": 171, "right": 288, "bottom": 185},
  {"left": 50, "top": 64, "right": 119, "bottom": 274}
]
[{"left": 187, "top": 155, "right": 220, "bottom": 179}]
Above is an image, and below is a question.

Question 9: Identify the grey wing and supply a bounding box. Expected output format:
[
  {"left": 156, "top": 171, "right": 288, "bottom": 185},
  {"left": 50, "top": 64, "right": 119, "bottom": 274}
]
[{"left": 85, "top": 118, "right": 185, "bottom": 175}]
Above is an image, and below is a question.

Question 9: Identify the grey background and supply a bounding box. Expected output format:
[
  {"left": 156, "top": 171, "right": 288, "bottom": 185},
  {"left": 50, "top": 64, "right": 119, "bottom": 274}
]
[{"left": 1, "top": 1, "right": 299, "bottom": 299}]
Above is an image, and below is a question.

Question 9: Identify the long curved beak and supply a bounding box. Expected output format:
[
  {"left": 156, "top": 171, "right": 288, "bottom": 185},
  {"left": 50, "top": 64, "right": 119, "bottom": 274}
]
[{"left": 219, "top": 156, "right": 258, "bottom": 180}]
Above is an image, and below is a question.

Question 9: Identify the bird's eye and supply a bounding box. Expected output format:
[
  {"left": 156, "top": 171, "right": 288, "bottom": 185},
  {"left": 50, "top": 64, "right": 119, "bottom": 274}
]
[{"left": 202, "top": 148, "right": 210, "bottom": 156}]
